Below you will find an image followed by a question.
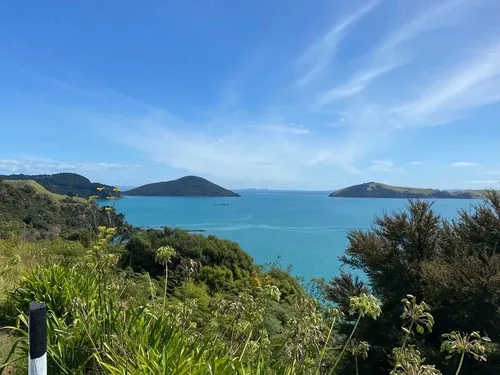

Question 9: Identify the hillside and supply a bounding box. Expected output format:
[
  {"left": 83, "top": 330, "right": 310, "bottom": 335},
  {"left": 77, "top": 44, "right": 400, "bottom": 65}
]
[
  {"left": 0, "top": 180, "right": 128, "bottom": 240},
  {"left": 0, "top": 172, "right": 118, "bottom": 199},
  {"left": 0, "top": 180, "right": 90, "bottom": 237},
  {"left": 3, "top": 180, "right": 86, "bottom": 202},
  {"left": 123, "top": 176, "right": 240, "bottom": 197},
  {"left": 329, "top": 182, "right": 486, "bottom": 199}
]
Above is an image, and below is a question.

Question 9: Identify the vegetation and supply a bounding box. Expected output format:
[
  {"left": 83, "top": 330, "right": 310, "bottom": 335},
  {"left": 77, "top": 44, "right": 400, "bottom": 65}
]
[
  {"left": 330, "top": 182, "right": 485, "bottom": 199},
  {"left": 0, "top": 184, "right": 498, "bottom": 374},
  {"left": 0, "top": 173, "right": 118, "bottom": 199},
  {"left": 319, "top": 191, "right": 500, "bottom": 374},
  {"left": 123, "top": 176, "right": 241, "bottom": 197},
  {"left": 2, "top": 180, "right": 86, "bottom": 202},
  {"left": 0, "top": 180, "right": 131, "bottom": 241}
]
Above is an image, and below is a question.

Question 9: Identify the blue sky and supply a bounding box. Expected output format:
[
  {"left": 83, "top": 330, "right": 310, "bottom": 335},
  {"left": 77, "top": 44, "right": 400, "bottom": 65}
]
[{"left": 1, "top": 0, "right": 500, "bottom": 190}]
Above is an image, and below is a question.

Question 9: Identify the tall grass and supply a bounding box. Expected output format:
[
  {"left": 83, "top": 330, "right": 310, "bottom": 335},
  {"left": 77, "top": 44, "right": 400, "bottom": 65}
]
[
  {"left": 0, "top": 257, "right": 370, "bottom": 375},
  {"left": 2, "top": 254, "right": 491, "bottom": 375}
]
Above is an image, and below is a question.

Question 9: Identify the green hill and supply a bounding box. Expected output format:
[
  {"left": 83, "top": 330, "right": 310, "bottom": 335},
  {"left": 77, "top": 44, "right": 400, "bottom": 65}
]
[
  {"left": 0, "top": 180, "right": 129, "bottom": 240},
  {"left": 0, "top": 179, "right": 90, "bottom": 237},
  {"left": 3, "top": 180, "right": 86, "bottom": 202},
  {"left": 123, "top": 176, "right": 240, "bottom": 197},
  {"left": 0, "top": 172, "right": 118, "bottom": 199},
  {"left": 329, "top": 182, "right": 486, "bottom": 199}
]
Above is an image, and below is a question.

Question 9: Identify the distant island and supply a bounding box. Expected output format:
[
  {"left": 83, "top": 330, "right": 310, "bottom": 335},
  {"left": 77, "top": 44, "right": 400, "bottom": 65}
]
[
  {"left": 330, "top": 182, "right": 486, "bottom": 199},
  {"left": 0, "top": 172, "right": 118, "bottom": 199},
  {"left": 123, "top": 176, "right": 240, "bottom": 197}
]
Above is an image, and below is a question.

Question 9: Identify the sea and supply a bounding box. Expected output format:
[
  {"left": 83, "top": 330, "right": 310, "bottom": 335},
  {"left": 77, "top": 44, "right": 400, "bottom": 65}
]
[{"left": 107, "top": 191, "right": 479, "bottom": 281}]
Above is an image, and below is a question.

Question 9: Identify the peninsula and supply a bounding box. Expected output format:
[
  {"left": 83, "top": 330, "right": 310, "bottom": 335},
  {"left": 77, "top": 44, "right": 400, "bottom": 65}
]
[{"left": 329, "top": 182, "right": 486, "bottom": 199}]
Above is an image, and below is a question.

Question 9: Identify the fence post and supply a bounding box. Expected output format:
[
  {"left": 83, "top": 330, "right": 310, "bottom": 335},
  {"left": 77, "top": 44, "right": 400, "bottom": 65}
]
[{"left": 28, "top": 302, "right": 47, "bottom": 375}]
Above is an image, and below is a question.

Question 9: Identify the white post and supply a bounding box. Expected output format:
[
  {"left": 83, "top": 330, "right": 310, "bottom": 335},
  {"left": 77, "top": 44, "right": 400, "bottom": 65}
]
[{"left": 28, "top": 302, "right": 47, "bottom": 375}]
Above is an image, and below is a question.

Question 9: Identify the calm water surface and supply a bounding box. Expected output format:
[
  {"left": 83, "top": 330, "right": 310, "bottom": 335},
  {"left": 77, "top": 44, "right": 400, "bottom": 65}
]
[{"left": 108, "top": 192, "right": 478, "bottom": 280}]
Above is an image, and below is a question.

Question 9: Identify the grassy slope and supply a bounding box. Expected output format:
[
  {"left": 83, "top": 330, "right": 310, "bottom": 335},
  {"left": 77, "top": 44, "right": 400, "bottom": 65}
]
[
  {"left": 3, "top": 180, "right": 85, "bottom": 202},
  {"left": 1, "top": 173, "right": 119, "bottom": 199},
  {"left": 366, "top": 182, "right": 436, "bottom": 194},
  {"left": 332, "top": 182, "right": 487, "bottom": 198}
]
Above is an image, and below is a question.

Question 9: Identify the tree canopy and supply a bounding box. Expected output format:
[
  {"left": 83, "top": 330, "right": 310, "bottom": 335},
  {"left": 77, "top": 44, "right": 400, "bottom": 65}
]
[{"left": 321, "top": 191, "right": 500, "bottom": 375}]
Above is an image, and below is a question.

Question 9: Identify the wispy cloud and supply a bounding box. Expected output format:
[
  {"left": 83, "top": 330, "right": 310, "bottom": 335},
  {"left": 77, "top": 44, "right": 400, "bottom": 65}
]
[
  {"left": 253, "top": 124, "right": 310, "bottom": 134},
  {"left": 317, "top": 61, "right": 401, "bottom": 104},
  {"left": 316, "top": 0, "right": 476, "bottom": 106},
  {"left": 326, "top": 117, "right": 348, "bottom": 128},
  {"left": 451, "top": 161, "right": 478, "bottom": 167},
  {"left": 368, "top": 159, "right": 394, "bottom": 172},
  {"left": 3, "top": 0, "right": 499, "bottom": 189},
  {"left": 378, "top": 0, "right": 471, "bottom": 53},
  {"left": 105, "top": 114, "right": 372, "bottom": 187},
  {"left": 295, "top": 0, "right": 381, "bottom": 86},
  {"left": 401, "top": 42, "right": 500, "bottom": 122},
  {"left": 466, "top": 179, "right": 499, "bottom": 185},
  {"left": 307, "top": 1, "right": 500, "bottom": 180},
  {"left": 0, "top": 159, "right": 141, "bottom": 175}
]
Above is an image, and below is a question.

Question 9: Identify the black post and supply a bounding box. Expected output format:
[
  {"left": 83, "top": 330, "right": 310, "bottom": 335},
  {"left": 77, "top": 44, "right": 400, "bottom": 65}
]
[{"left": 28, "top": 302, "right": 47, "bottom": 375}]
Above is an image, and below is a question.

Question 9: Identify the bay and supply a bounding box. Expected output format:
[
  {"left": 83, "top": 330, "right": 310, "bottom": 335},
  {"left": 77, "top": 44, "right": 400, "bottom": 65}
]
[{"left": 108, "top": 191, "right": 478, "bottom": 280}]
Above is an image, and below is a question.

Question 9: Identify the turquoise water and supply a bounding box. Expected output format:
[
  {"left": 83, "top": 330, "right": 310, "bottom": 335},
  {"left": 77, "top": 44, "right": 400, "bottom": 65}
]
[{"left": 108, "top": 192, "right": 478, "bottom": 280}]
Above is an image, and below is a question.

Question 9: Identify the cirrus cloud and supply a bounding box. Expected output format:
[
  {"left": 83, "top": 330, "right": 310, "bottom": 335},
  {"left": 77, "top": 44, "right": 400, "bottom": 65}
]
[{"left": 451, "top": 161, "right": 478, "bottom": 167}]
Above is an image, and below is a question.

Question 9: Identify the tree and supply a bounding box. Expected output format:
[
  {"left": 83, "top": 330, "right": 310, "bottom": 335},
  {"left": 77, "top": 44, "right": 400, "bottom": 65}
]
[{"left": 323, "top": 194, "right": 500, "bottom": 375}]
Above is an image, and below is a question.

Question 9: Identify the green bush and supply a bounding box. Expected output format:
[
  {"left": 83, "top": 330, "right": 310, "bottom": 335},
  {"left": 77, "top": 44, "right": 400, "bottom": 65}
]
[{"left": 198, "top": 265, "right": 234, "bottom": 291}]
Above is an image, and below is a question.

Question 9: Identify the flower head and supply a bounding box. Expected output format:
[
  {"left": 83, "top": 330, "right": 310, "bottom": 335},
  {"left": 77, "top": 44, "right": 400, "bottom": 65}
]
[
  {"left": 349, "top": 293, "right": 382, "bottom": 319},
  {"left": 350, "top": 340, "right": 370, "bottom": 360},
  {"left": 391, "top": 347, "right": 441, "bottom": 375},
  {"left": 401, "top": 294, "right": 434, "bottom": 334},
  {"left": 156, "top": 246, "right": 176, "bottom": 264},
  {"left": 441, "top": 331, "right": 490, "bottom": 362}
]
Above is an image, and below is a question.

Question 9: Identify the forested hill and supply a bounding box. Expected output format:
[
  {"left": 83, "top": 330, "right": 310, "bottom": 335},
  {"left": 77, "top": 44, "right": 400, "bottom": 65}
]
[
  {"left": 123, "top": 176, "right": 240, "bottom": 197},
  {"left": 0, "top": 179, "right": 129, "bottom": 240},
  {"left": 0, "top": 172, "right": 117, "bottom": 199},
  {"left": 330, "top": 182, "right": 486, "bottom": 198}
]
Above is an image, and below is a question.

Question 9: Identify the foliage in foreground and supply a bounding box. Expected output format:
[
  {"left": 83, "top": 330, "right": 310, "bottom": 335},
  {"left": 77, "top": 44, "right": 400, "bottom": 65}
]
[
  {"left": 0, "top": 185, "right": 497, "bottom": 374},
  {"left": 320, "top": 190, "right": 500, "bottom": 375},
  {"left": 0, "top": 242, "right": 492, "bottom": 374}
]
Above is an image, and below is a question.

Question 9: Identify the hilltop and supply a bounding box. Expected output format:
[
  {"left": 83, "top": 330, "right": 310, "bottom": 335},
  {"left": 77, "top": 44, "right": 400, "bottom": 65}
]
[
  {"left": 329, "top": 182, "right": 486, "bottom": 199},
  {"left": 123, "top": 176, "right": 240, "bottom": 197},
  {"left": 0, "top": 172, "right": 118, "bottom": 199}
]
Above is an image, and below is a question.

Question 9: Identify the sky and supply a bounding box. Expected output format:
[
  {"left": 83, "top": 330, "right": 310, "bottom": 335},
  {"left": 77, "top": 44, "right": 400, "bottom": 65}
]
[{"left": 1, "top": 0, "right": 500, "bottom": 190}]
